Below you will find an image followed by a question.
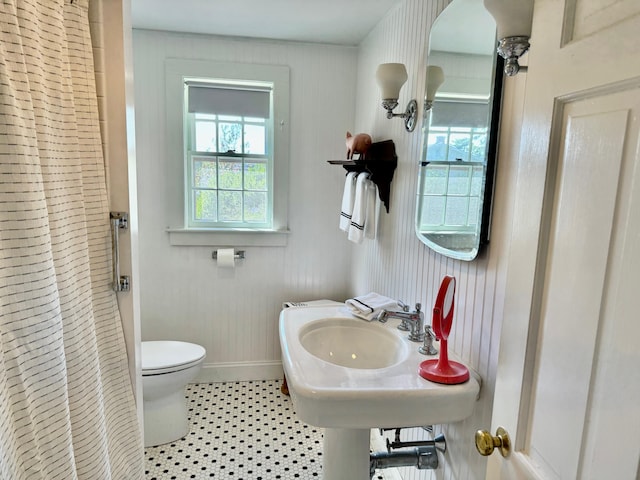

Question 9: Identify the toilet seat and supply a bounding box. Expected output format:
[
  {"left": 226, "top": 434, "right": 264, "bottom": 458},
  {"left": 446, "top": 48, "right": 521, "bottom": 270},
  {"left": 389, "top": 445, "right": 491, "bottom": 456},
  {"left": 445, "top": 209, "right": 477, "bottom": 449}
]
[{"left": 142, "top": 341, "right": 206, "bottom": 376}]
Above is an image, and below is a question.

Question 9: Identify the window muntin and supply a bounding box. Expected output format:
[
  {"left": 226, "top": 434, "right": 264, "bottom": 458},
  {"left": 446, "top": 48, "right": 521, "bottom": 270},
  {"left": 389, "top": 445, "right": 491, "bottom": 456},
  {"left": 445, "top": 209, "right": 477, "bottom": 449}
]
[{"left": 185, "top": 84, "right": 273, "bottom": 229}]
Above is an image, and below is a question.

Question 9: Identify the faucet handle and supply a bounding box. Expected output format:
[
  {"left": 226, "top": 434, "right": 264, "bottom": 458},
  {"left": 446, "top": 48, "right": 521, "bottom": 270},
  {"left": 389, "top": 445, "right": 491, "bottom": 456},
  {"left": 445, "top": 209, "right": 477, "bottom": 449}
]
[
  {"left": 397, "top": 300, "right": 410, "bottom": 312},
  {"left": 414, "top": 303, "right": 421, "bottom": 312},
  {"left": 419, "top": 325, "right": 438, "bottom": 355}
]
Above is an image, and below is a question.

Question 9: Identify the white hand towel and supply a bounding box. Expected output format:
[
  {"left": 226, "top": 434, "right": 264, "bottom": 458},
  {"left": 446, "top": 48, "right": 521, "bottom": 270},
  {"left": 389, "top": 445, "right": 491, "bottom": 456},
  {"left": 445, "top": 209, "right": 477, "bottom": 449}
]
[
  {"left": 365, "top": 180, "right": 379, "bottom": 240},
  {"left": 345, "top": 292, "right": 400, "bottom": 321},
  {"left": 339, "top": 171, "right": 358, "bottom": 232},
  {"left": 348, "top": 172, "right": 370, "bottom": 243}
]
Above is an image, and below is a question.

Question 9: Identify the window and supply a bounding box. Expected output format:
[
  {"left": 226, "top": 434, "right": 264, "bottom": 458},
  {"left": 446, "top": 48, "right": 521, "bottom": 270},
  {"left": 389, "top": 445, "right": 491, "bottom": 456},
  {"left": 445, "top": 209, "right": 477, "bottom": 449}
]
[
  {"left": 165, "top": 60, "right": 290, "bottom": 246},
  {"left": 185, "top": 82, "right": 273, "bottom": 228},
  {"left": 417, "top": 99, "right": 490, "bottom": 234}
]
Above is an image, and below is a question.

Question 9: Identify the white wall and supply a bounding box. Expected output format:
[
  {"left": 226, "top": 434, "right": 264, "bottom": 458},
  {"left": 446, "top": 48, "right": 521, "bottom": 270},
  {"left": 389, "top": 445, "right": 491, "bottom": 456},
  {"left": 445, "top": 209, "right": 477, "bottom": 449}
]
[
  {"left": 351, "top": 0, "right": 524, "bottom": 478},
  {"left": 133, "top": 30, "right": 358, "bottom": 381}
]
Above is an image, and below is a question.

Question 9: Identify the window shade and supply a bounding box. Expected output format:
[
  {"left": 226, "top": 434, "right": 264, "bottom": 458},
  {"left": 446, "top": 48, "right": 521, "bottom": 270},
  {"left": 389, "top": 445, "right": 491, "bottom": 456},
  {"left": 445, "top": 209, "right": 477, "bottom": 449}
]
[
  {"left": 188, "top": 85, "right": 271, "bottom": 118},
  {"left": 431, "top": 101, "right": 490, "bottom": 129}
]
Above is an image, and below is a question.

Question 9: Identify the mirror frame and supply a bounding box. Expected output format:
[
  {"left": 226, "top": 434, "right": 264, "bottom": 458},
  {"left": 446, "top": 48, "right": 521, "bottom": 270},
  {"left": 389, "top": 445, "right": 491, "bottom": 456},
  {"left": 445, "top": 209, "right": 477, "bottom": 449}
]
[
  {"left": 416, "top": 27, "right": 504, "bottom": 261},
  {"left": 479, "top": 55, "right": 504, "bottom": 247}
]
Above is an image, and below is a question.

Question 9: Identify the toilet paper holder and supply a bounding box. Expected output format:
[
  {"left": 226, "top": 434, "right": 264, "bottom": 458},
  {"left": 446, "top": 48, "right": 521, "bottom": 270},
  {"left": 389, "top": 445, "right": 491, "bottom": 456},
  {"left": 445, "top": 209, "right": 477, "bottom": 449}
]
[{"left": 211, "top": 249, "right": 246, "bottom": 261}]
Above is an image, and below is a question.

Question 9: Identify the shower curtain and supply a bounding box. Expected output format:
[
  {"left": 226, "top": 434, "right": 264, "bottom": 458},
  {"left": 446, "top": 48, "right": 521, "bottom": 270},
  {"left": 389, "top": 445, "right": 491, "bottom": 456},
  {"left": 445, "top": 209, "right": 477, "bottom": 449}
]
[{"left": 0, "top": 1, "right": 143, "bottom": 479}]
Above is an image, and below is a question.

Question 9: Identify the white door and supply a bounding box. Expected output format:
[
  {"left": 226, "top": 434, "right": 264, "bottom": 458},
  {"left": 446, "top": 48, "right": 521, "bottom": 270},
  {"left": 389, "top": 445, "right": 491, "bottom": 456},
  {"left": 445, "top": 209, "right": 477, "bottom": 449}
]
[{"left": 486, "top": 0, "right": 640, "bottom": 478}]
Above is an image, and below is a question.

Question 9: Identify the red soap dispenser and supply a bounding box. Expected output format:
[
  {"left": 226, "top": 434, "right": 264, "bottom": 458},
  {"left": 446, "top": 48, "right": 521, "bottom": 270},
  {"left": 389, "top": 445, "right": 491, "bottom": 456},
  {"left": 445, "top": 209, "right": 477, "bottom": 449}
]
[{"left": 419, "top": 275, "right": 469, "bottom": 384}]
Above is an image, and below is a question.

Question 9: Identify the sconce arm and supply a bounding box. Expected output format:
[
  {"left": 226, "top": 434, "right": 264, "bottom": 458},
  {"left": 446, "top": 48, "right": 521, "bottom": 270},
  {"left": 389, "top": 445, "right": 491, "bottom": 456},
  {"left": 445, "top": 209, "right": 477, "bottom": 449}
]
[{"left": 382, "top": 99, "right": 417, "bottom": 132}]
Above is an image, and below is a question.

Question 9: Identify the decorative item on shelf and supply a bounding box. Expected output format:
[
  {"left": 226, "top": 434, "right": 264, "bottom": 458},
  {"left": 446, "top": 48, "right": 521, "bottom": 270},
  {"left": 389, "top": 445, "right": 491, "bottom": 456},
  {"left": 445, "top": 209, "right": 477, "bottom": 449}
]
[
  {"left": 328, "top": 139, "right": 397, "bottom": 213},
  {"left": 483, "top": 0, "right": 534, "bottom": 76},
  {"left": 424, "top": 66, "right": 445, "bottom": 111},
  {"left": 375, "top": 63, "right": 418, "bottom": 132},
  {"left": 419, "top": 276, "right": 470, "bottom": 385},
  {"left": 345, "top": 131, "right": 372, "bottom": 160}
]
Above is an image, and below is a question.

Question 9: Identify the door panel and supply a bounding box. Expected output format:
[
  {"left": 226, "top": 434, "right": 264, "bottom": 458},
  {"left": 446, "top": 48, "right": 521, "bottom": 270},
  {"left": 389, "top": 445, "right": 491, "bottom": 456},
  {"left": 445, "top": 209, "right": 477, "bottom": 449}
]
[
  {"left": 572, "top": 0, "right": 639, "bottom": 40},
  {"left": 528, "top": 92, "right": 638, "bottom": 479}
]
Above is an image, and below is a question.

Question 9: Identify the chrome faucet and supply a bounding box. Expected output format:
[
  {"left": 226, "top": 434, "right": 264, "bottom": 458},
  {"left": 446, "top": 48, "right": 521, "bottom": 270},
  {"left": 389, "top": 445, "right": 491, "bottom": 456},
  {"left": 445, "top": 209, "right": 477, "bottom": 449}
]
[{"left": 377, "top": 303, "right": 424, "bottom": 342}]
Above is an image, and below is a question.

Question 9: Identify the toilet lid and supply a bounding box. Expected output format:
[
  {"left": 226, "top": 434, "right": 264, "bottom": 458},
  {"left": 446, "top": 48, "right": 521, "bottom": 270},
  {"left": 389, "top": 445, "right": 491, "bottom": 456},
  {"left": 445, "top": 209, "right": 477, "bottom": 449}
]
[{"left": 142, "top": 341, "right": 206, "bottom": 374}]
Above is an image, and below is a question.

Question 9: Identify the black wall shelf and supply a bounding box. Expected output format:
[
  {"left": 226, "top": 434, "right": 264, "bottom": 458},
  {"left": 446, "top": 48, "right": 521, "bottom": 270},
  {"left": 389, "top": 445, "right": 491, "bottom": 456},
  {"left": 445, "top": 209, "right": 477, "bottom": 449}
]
[{"left": 328, "top": 139, "right": 397, "bottom": 213}]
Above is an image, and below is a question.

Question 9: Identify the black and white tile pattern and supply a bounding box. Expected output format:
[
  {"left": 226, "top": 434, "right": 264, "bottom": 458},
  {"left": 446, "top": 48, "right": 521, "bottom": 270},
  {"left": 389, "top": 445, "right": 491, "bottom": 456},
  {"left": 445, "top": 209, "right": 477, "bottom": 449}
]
[{"left": 144, "top": 380, "right": 394, "bottom": 479}]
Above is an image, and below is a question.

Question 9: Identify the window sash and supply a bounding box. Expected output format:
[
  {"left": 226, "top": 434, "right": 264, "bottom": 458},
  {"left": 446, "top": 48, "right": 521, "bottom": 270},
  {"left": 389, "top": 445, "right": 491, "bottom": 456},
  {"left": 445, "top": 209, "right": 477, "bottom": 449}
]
[
  {"left": 417, "top": 162, "right": 485, "bottom": 233},
  {"left": 426, "top": 126, "right": 488, "bottom": 163},
  {"left": 185, "top": 108, "right": 273, "bottom": 229}
]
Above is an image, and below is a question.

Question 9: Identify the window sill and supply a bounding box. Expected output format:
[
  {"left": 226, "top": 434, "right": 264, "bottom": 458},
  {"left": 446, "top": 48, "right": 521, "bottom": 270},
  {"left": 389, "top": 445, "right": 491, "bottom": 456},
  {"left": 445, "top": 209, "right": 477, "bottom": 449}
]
[{"left": 167, "top": 228, "right": 290, "bottom": 247}]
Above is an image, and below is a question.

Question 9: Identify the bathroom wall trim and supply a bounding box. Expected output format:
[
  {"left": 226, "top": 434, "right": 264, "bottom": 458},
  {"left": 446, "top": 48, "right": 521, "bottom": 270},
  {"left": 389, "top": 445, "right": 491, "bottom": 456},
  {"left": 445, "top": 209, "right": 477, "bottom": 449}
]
[{"left": 196, "top": 361, "right": 283, "bottom": 383}]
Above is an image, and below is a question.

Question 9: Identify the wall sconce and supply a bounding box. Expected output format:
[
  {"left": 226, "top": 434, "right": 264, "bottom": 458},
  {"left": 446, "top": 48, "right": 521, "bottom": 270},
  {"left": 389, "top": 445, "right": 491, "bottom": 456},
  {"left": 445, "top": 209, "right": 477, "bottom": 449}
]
[
  {"left": 424, "top": 66, "right": 444, "bottom": 111},
  {"left": 376, "top": 63, "right": 418, "bottom": 132},
  {"left": 483, "top": 0, "right": 534, "bottom": 76}
]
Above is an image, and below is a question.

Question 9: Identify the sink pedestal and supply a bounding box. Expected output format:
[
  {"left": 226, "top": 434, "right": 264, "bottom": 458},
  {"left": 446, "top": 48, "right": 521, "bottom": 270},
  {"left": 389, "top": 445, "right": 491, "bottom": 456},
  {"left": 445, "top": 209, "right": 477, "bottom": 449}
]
[{"left": 323, "top": 428, "right": 370, "bottom": 480}]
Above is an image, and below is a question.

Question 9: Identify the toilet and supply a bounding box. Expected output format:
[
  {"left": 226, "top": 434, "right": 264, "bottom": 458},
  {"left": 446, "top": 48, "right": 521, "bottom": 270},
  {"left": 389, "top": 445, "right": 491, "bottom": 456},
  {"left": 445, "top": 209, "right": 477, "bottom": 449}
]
[{"left": 142, "top": 341, "right": 206, "bottom": 447}]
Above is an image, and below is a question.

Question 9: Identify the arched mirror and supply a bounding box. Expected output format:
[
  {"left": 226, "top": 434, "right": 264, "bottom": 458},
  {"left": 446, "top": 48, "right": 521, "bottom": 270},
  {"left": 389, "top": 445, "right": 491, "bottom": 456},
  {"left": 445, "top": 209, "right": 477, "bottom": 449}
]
[{"left": 415, "top": 0, "right": 503, "bottom": 261}]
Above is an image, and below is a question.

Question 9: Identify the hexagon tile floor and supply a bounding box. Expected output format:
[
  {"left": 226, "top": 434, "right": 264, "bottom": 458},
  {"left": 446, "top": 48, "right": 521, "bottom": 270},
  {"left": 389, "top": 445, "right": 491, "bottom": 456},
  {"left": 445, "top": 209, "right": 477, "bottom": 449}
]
[{"left": 144, "top": 380, "right": 394, "bottom": 479}]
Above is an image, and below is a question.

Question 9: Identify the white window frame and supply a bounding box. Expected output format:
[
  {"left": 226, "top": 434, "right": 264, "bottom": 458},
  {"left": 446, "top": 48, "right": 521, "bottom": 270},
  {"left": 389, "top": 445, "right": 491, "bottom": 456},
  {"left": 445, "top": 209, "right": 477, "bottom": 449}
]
[{"left": 164, "top": 59, "right": 290, "bottom": 246}]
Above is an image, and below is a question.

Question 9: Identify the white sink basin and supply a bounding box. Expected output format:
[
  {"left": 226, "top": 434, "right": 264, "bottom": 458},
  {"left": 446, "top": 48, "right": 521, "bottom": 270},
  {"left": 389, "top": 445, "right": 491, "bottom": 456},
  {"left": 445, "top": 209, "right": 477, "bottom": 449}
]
[
  {"left": 279, "top": 304, "right": 480, "bottom": 429},
  {"left": 299, "top": 318, "right": 406, "bottom": 369}
]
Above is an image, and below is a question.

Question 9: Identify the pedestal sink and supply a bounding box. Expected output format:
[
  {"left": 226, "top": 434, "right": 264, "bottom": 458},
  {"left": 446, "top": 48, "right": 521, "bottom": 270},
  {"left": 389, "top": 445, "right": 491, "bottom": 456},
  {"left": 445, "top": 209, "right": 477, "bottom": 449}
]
[{"left": 279, "top": 303, "right": 480, "bottom": 479}]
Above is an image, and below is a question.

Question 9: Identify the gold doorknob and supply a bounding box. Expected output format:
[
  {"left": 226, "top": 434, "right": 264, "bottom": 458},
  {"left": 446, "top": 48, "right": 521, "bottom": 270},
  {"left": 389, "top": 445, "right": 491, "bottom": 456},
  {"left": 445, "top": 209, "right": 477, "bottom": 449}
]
[{"left": 475, "top": 427, "right": 511, "bottom": 457}]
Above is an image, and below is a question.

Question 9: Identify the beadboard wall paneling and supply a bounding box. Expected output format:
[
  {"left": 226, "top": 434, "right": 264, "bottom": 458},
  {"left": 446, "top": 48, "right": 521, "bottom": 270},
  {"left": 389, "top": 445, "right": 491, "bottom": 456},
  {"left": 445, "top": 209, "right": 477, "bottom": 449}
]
[
  {"left": 351, "top": 1, "right": 523, "bottom": 479},
  {"left": 133, "top": 30, "right": 357, "bottom": 380}
]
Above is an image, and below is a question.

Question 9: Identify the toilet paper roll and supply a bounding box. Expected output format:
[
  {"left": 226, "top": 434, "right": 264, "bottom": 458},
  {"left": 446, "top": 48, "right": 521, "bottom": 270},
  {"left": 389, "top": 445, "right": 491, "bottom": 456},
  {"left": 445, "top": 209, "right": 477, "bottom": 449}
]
[{"left": 216, "top": 248, "right": 236, "bottom": 268}]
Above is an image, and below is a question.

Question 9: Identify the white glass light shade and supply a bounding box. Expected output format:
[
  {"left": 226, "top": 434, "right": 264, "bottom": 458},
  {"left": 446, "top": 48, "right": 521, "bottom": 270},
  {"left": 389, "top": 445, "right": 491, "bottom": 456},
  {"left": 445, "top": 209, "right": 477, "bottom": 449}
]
[
  {"left": 425, "top": 66, "right": 445, "bottom": 102},
  {"left": 483, "top": 0, "right": 533, "bottom": 39},
  {"left": 376, "top": 63, "right": 408, "bottom": 100}
]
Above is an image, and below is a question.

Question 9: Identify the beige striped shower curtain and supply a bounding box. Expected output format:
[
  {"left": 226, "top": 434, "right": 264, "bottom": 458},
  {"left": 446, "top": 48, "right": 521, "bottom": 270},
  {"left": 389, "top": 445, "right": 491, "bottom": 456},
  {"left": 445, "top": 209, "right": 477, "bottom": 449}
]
[{"left": 0, "top": 0, "right": 143, "bottom": 478}]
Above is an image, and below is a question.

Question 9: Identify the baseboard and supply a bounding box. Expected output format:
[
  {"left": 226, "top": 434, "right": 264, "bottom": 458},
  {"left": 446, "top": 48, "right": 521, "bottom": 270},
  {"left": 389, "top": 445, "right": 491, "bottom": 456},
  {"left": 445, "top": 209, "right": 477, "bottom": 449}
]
[{"left": 194, "top": 361, "right": 284, "bottom": 383}]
